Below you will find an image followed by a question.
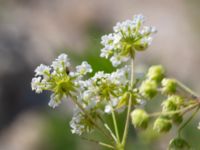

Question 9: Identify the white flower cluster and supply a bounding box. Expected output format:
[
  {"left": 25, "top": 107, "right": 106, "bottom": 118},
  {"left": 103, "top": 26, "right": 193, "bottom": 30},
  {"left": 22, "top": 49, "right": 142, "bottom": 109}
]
[
  {"left": 198, "top": 122, "right": 200, "bottom": 130},
  {"left": 100, "top": 14, "right": 156, "bottom": 67},
  {"left": 70, "top": 108, "right": 95, "bottom": 135},
  {"left": 31, "top": 53, "right": 92, "bottom": 108},
  {"left": 79, "top": 65, "right": 130, "bottom": 114}
]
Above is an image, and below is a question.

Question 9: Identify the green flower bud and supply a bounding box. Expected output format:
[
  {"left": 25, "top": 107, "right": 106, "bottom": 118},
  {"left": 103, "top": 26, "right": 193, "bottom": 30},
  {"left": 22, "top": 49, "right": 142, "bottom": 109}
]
[
  {"left": 174, "top": 96, "right": 184, "bottom": 106},
  {"left": 172, "top": 113, "right": 183, "bottom": 125},
  {"left": 153, "top": 117, "right": 172, "bottom": 133},
  {"left": 131, "top": 109, "right": 149, "bottom": 129},
  {"left": 162, "top": 95, "right": 184, "bottom": 112},
  {"left": 162, "top": 99, "right": 177, "bottom": 112},
  {"left": 168, "top": 138, "right": 190, "bottom": 150},
  {"left": 147, "top": 65, "right": 165, "bottom": 82},
  {"left": 162, "top": 78, "right": 177, "bottom": 94},
  {"left": 139, "top": 79, "right": 157, "bottom": 99}
]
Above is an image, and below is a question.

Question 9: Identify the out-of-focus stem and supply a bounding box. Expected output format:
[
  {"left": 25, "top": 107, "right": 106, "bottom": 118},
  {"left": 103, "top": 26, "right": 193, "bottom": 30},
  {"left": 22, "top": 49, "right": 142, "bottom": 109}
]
[
  {"left": 176, "top": 80, "right": 199, "bottom": 98},
  {"left": 121, "top": 58, "right": 134, "bottom": 147}
]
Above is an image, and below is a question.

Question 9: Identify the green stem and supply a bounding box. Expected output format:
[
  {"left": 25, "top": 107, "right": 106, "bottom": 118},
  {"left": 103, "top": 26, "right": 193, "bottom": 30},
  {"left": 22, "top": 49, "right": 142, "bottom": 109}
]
[
  {"left": 71, "top": 97, "right": 113, "bottom": 141},
  {"left": 178, "top": 106, "right": 200, "bottom": 136},
  {"left": 81, "top": 136, "right": 114, "bottom": 149},
  {"left": 99, "top": 142, "right": 115, "bottom": 149},
  {"left": 122, "top": 58, "right": 134, "bottom": 146},
  {"left": 104, "top": 123, "right": 118, "bottom": 142},
  {"left": 176, "top": 80, "right": 199, "bottom": 98},
  {"left": 111, "top": 105, "right": 120, "bottom": 142},
  {"left": 97, "top": 114, "right": 118, "bottom": 142},
  {"left": 149, "top": 103, "right": 199, "bottom": 117}
]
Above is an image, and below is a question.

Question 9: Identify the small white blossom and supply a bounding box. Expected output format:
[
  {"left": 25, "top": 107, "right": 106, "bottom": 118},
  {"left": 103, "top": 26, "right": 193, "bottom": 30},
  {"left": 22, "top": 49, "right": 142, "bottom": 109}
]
[
  {"left": 198, "top": 122, "right": 200, "bottom": 130},
  {"left": 105, "top": 105, "right": 112, "bottom": 113},
  {"left": 110, "top": 55, "right": 121, "bottom": 67},
  {"left": 31, "top": 77, "right": 43, "bottom": 93},
  {"left": 76, "top": 61, "right": 92, "bottom": 76},
  {"left": 48, "top": 94, "right": 62, "bottom": 109},
  {"left": 51, "top": 53, "right": 70, "bottom": 72},
  {"left": 70, "top": 108, "right": 95, "bottom": 135},
  {"left": 34, "top": 64, "right": 50, "bottom": 78}
]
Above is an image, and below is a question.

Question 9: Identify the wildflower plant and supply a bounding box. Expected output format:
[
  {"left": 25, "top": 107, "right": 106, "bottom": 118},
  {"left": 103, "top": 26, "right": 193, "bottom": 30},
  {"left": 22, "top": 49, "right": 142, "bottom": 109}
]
[{"left": 31, "top": 14, "right": 200, "bottom": 150}]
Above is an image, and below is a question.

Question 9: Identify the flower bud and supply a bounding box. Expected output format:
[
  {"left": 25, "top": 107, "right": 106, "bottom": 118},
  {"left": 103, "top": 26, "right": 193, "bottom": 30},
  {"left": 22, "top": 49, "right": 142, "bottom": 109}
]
[
  {"left": 162, "top": 95, "right": 184, "bottom": 112},
  {"left": 168, "top": 138, "right": 190, "bottom": 150},
  {"left": 162, "top": 99, "right": 177, "bottom": 112},
  {"left": 153, "top": 117, "right": 172, "bottom": 133},
  {"left": 147, "top": 65, "right": 165, "bottom": 83},
  {"left": 172, "top": 113, "right": 183, "bottom": 125},
  {"left": 139, "top": 79, "right": 157, "bottom": 99},
  {"left": 162, "top": 78, "right": 177, "bottom": 94},
  {"left": 131, "top": 109, "right": 149, "bottom": 129}
]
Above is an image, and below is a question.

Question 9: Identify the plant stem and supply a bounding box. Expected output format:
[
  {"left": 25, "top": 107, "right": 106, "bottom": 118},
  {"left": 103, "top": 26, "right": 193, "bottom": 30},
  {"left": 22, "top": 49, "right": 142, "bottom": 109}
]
[
  {"left": 99, "top": 142, "right": 115, "bottom": 149},
  {"left": 70, "top": 97, "right": 113, "bottom": 141},
  {"left": 122, "top": 58, "right": 134, "bottom": 146},
  {"left": 149, "top": 103, "right": 199, "bottom": 117},
  {"left": 176, "top": 80, "right": 199, "bottom": 98},
  {"left": 81, "top": 136, "right": 114, "bottom": 149},
  {"left": 111, "top": 105, "right": 120, "bottom": 142},
  {"left": 104, "top": 123, "right": 118, "bottom": 142},
  {"left": 178, "top": 106, "right": 200, "bottom": 136}
]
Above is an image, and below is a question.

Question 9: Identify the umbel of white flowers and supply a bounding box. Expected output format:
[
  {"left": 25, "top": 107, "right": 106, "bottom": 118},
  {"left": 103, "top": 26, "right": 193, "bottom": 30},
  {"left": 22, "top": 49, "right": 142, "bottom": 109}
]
[
  {"left": 100, "top": 14, "right": 156, "bottom": 66},
  {"left": 31, "top": 54, "right": 132, "bottom": 135},
  {"left": 31, "top": 54, "right": 92, "bottom": 108},
  {"left": 31, "top": 14, "right": 157, "bottom": 135}
]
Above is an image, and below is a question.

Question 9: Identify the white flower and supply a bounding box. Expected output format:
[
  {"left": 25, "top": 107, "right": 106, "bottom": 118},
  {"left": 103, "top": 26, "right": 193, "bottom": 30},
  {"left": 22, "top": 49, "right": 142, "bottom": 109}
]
[
  {"left": 110, "top": 55, "right": 121, "bottom": 67},
  {"left": 141, "top": 37, "right": 153, "bottom": 45},
  {"left": 105, "top": 105, "right": 112, "bottom": 113},
  {"left": 76, "top": 61, "right": 92, "bottom": 76},
  {"left": 70, "top": 111, "right": 85, "bottom": 135},
  {"left": 31, "top": 77, "right": 43, "bottom": 93},
  {"left": 32, "top": 53, "right": 92, "bottom": 109},
  {"left": 70, "top": 108, "right": 95, "bottom": 135},
  {"left": 51, "top": 53, "right": 70, "bottom": 72},
  {"left": 100, "top": 47, "right": 112, "bottom": 58},
  {"left": 57, "top": 53, "right": 70, "bottom": 67},
  {"left": 140, "top": 26, "right": 157, "bottom": 35},
  {"left": 48, "top": 94, "right": 62, "bottom": 109},
  {"left": 34, "top": 64, "right": 50, "bottom": 78},
  {"left": 198, "top": 122, "right": 200, "bottom": 130},
  {"left": 101, "top": 14, "right": 156, "bottom": 67}
]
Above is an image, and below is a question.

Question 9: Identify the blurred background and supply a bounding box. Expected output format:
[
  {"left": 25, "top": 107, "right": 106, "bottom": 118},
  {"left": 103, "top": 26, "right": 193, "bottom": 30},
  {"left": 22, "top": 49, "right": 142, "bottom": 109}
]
[{"left": 0, "top": 0, "right": 200, "bottom": 149}]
